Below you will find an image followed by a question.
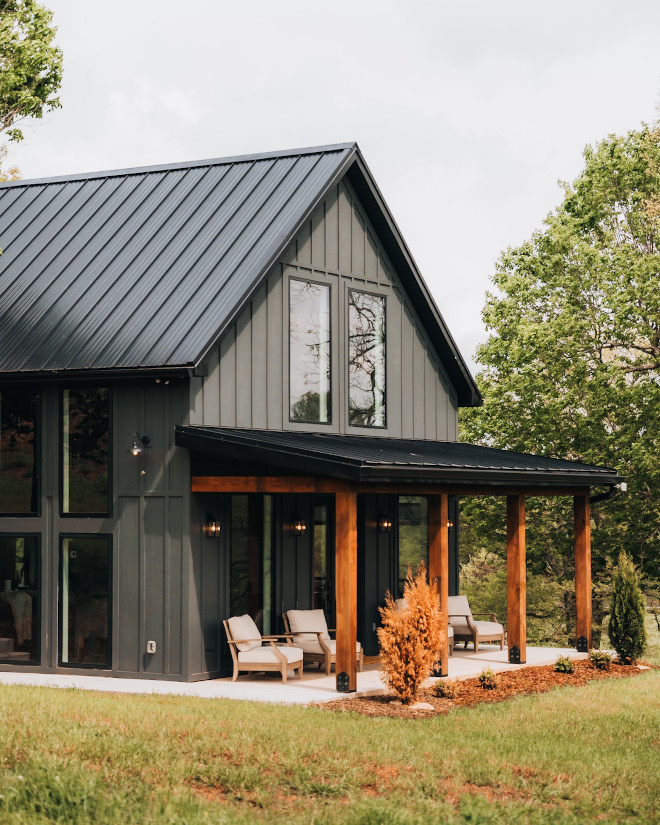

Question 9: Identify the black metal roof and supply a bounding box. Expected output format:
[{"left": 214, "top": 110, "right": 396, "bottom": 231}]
[
  {"left": 175, "top": 426, "right": 621, "bottom": 487},
  {"left": 0, "top": 143, "right": 480, "bottom": 405}
]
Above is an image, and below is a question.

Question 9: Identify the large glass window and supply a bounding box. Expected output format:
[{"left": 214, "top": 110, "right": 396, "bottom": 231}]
[
  {"left": 62, "top": 388, "right": 110, "bottom": 515},
  {"left": 313, "top": 501, "right": 331, "bottom": 614},
  {"left": 289, "top": 279, "right": 331, "bottom": 423},
  {"left": 230, "top": 495, "right": 274, "bottom": 634},
  {"left": 0, "top": 536, "right": 39, "bottom": 664},
  {"left": 397, "top": 496, "right": 428, "bottom": 597},
  {"left": 348, "top": 290, "right": 386, "bottom": 427},
  {"left": 0, "top": 388, "right": 38, "bottom": 514},
  {"left": 59, "top": 535, "right": 111, "bottom": 667}
]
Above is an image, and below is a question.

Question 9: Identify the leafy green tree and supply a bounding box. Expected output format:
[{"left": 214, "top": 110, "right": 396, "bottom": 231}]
[
  {"left": 0, "top": 0, "right": 62, "bottom": 143},
  {"left": 608, "top": 551, "right": 647, "bottom": 663},
  {"left": 461, "top": 123, "right": 660, "bottom": 586}
]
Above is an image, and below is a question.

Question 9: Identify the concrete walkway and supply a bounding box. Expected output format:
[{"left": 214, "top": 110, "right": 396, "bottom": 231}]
[{"left": 0, "top": 646, "right": 587, "bottom": 705}]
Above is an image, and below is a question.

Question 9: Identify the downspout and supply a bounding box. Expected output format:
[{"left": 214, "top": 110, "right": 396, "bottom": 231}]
[{"left": 589, "top": 482, "right": 627, "bottom": 505}]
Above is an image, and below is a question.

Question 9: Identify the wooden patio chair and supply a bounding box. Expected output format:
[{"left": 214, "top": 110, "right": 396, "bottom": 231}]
[
  {"left": 223, "top": 614, "right": 303, "bottom": 683},
  {"left": 283, "top": 609, "right": 364, "bottom": 675},
  {"left": 447, "top": 595, "right": 505, "bottom": 652},
  {"left": 394, "top": 597, "right": 454, "bottom": 654}
]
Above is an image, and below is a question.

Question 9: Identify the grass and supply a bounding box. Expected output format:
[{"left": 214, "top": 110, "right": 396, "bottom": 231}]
[{"left": 0, "top": 669, "right": 658, "bottom": 824}]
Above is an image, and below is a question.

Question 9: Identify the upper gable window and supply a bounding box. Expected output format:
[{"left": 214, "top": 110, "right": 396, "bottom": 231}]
[
  {"left": 62, "top": 388, "right": 110, "bottom": 515},
  {"left": 348, "top": 290, "right": 386, "bottom": 427},
  {"left": 289, "top": 279, "right": 331, "bottom": 424},
  {"left": 0, "top": 387, "right": 39, "bottom": 515}
]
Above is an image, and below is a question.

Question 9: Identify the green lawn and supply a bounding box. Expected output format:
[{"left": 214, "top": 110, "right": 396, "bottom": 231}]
[{"left": 0, "top": 668, "right": 658, "bottom": 824}]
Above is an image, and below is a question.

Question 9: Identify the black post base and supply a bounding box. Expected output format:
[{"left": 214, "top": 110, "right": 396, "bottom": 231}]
[
  {"left": 576, "top": 636, "right": 589, "bottom": 653},
  {"left": 336, "top": 671, "right": 355, "bottom": 693},
  {"left": 509, "top": 646, "right": 521, "bottom": 664}
]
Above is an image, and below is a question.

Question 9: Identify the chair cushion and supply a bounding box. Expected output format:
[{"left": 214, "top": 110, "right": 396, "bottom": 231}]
[
  {"left": 237, "top": 645, "right": 303, "bottom": 664},
  {"left": 447, "top": 625, "right": 454, "bottom": 639},
  {"left": 473, "top": 621, "right": 504, "bottom": 636},
  {"left": 287, "top": 609, "right": 330, "bottom": 643},
  {"left": 394, "top": 598, "right": 408, "bottom": 613},
  {"left": 297, "top": 638, "right": 362, "bottom": 655},
  {"left": 450, "top": 622, "right": 473, "bottom": 637},
  {"left": 227, "top": 614, "right": 261, "bottom": 652},
  {"left": 447, "top": 595, "right": 472, "bottom": 620}
]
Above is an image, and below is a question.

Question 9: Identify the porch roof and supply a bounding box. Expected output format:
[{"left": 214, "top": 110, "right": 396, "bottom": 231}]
[{"left": 174, "top": 426, "right": 622, "bottom": 489}]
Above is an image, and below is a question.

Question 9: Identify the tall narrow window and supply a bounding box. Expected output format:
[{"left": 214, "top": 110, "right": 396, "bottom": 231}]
[
  {"left": 348, "top": 290, "right": 386, "bottom": 427},
  {"left": 230, "top": 495, "right": 274, "bottom": 634},
  {"left": 0, "top": 535, "right": 39, "bottom": 664},
  {"left": 62, "top": 388, "right": 109, "bottom": 515},
  {"left": 397, "top": 496, "right": 428, "bottom": 597},
  {"left": 0, "top": 388, "right": 38, "bottom": 514},
  {"left": 59, "top": 535, "right": 111, "bottom": 667},
  {"left": 289, "top": 279, "right": 331, "bottom": 423}
]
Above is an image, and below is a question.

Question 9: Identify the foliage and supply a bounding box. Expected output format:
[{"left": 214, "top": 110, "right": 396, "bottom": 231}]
[
  {"left": 461, "top": 123, "right": 660, "bottom": 582},
  {"left": 554, "top": 655, "right": 575, "bottom": 674},
  {"left": 0, "top": 143, "right": 19, "bottom": 180},
  {"left": 478, "top": 667, "right": 498, "bottom": 689},
  {"left": 377, "top": 562, "right": 443, "bottom": 704},
  {"left": 589, "top": 649, "right": 612, "bottom": 671},
  {"left": 608, "top": 551, "right": 647, "bottom": 663},
  {"left": 0, "top": 0, "right": 62, "bottom": 143},
  {"left": 431, "top": 679, "right": 457, "bottom": 699}
]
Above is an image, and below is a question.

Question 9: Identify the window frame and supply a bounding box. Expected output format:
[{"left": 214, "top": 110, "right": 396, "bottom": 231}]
[
  {"left": 0, "top": 532, "right": 41, "bottom": 666},
  {"left": 288, "top": 275, "right": 333, "bottom": 426},
  {"left": 57, "top": 532, "right": 113, "bottom": 670},
  {"left": 59, "top": 385, "right": 112, "bottom": 518},
  {"left": 0, "top": 384, "right": 41, "bottom": 518},
  {"left": 346, "top": 287, "right": 388, "bottom": 430}
]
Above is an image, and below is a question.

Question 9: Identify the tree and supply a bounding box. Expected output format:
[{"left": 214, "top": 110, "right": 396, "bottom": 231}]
[
  {"left": 461, "top": 123, "right": 660, "bottom": 587},
  {"left": 0, "top": 0, "right": 62, "bottom": 143},
  {"left": 608, "top": 551, "right": 646, "bottom": 663}
]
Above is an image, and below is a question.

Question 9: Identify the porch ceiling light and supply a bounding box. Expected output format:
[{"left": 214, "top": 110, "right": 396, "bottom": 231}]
[
  {"left": 128, "top": 432, "right": 151, "bottom": 455},
  {"left": 378, "top": 515, "right": 392, "bottom": 533},
  {"left": 293, "top": 518, "right": 307, "bottom": 536},
  {"left": 205, "top": 516, "right": 220, "bottom": 538}
]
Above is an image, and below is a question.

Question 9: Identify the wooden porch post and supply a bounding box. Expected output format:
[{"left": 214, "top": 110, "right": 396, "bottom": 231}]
[
  {"left": 428, "top": 494, "right": 449, "bottom": 676},
  {"left": 506, "top": 495, "right": 526, "bottom": 664},
  {"left": 335, "top": 491, "right": 357, "bottom": 692},
  {"left": 574, "top": 494, "right": 592, "bottom": 652}
]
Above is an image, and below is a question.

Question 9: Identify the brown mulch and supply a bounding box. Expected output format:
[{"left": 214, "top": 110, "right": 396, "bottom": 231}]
[{"left": 313, "top": 659, "right": 657, "bottom": 719}]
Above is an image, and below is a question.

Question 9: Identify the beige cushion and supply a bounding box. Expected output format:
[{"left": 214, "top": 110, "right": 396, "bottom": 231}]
[
  {"left": 297, "top": 638, "right": 362, "bottom": 655},
  {"left": 237, "top": 645, "right": 303, "bottom": 664},
  {"left": 473, "top": 621, "right": 504, "bottom": 636},
  {"left": 450, "top": 622, "right": 472, "bottom": 636},
  {"left": 447, "top": 626, "right": 454, "bottom": 639},
  {"left": 447, "top": 595, "right": 472, "bottom": 621},
  {"left": 227, "top": 614, "right": 261, "bottom": 652},
  {"left": 394, "top": 598, "right": 407, "bottom": 613},
  {"left": 287, "top": 609, "right": 330, "bottom": 643}
]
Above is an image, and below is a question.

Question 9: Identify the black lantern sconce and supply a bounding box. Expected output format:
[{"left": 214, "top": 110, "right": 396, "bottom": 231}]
[
  {"left": 378, "top": 515, "right": 393, "bottom": 533},
  {"left": 447, "top": 520, "right": 454, "bottom": 530},
  {"left": 292, "top": 518, "right": 307, "bottom": 536},
  {"left": 205, "top": 516, "right": 221, "bottom": 539},
  {"left": 128, "top": 432, "right": 151, "bottom": 456}
]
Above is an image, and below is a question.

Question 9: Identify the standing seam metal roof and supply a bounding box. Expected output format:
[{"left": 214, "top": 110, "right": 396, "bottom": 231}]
[{"left": 0, "top": 143, "right": 480, "bottom": 404}]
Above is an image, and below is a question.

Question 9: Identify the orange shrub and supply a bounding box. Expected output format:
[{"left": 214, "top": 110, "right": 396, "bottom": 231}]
[{"left": 377, "top": 562, "right": 444, "bottom": 704}]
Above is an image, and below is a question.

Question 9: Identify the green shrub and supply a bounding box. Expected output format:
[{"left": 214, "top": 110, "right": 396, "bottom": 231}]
[
  {"left": 589, "top": 649, "right": 612, "bottom": 671},
  {"left": 478, "top": 668, "right": 498, "bottom": 689},
  {"left": 432, "top": 680, "right": 458, "bottom": 699},
  {"left": 608, "top": 552, "right": 647, "bottom": 664},
  {"left": 554, "top": 655, "right": 574, "bottom": 673}
]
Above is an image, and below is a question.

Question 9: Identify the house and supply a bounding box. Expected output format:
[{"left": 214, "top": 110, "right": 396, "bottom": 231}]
[{"left": 0, "top": 143, "right": 621, "bottom": 689}]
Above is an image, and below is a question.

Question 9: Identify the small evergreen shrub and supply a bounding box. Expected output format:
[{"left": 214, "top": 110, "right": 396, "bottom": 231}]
[
  {"left": 554, "top": 656, "right": 574, "bottom": 674},
  {"left": 377, "top": 562, "right": 444, "bottom": 705},
  {"left": 589, "top": 649, "right": 612, "bottom": 671},
  {"left": 608, "top": 552, "right": 647, "bottom": 664},
  {"left": 478, "top": 668, "right": 498, "bottom": 689},
  {"left": 432, "top": 680, "right": 458, "bottom": 700}
]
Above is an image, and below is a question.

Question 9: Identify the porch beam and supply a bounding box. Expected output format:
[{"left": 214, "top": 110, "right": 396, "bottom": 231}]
[
  {"left": 192, "top": 476, "right": 590, "bottom": 498},
  {"left": 335, "top": 491, "right": 358, "bottom": 692},
  {"left": 428, "top": 495, "right": 449, "bottom": 677},
  {"left": 574, "top": 494, "right": 592, "bottom": 652},
  {"left": 506, "top": 494, "right": 526, "bottom": 664}
]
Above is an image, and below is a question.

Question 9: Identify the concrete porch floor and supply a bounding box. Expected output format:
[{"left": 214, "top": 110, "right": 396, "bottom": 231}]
[{"left": 0, "top": 646, "right": 588, "bottom": 705}]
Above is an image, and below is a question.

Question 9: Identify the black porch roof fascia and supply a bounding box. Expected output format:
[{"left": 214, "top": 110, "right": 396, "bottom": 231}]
[{"left": 175, "top": 426, "right": 623, "bottom": 489}]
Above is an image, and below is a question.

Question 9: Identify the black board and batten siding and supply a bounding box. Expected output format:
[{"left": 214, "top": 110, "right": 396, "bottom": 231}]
[{"left": 191, "top": 178, "right": 458, "bottom": 440}]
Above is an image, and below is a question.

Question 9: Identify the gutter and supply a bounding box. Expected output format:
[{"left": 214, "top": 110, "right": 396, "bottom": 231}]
[{"left": 590, "top": 482, "right": 627, "bottom": 505}]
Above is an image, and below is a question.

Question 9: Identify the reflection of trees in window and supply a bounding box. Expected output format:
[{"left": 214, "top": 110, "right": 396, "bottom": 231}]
[
  {"left": 62, "top": 388, "right": 109, "bottom": 514},
  {"left": 348, "top": 291, "right": 386, "bottom": 427},
  {"left": 397, "top": 496, "right": 428, "bottom": 597},
  {"left": 0, "top": 389, "right": 38, "bottom": 514},
  {"left": 0, "top": 536, "right": 39, "bottom": 664},
  {"left": 289, "top": 279, "right": 331, "bottom": 423}
]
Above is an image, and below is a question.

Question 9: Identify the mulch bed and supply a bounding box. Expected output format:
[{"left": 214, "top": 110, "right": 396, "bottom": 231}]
[{"left": 314, "top": 659, "right": 657, "bottom": 719}]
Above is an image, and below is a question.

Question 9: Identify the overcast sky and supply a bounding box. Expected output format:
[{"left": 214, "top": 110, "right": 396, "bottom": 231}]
[{"left": 7, "top": 0, "right": 660, "bottom": 374}]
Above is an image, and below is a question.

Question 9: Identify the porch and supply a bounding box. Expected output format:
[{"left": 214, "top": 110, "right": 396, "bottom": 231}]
[{"left": 0, "top": 646, "right": 588, "bottom": 705}]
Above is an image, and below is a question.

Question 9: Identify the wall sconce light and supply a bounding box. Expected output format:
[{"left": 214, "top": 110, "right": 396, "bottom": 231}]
[
  {"left": 205, "top": 516, "right": 220, "bottom": 538},
  {"left": 378, "top": 515, "right": 393, "bottom": 533},
  {"left": 128, "top": 432, "right": 151, "bottom": 456},
  {"left": 292, "top": 518, "right": 307, "bottom": 536},
  {"left": 447, "top": 520, "right": 454, "bottom": 530}
]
